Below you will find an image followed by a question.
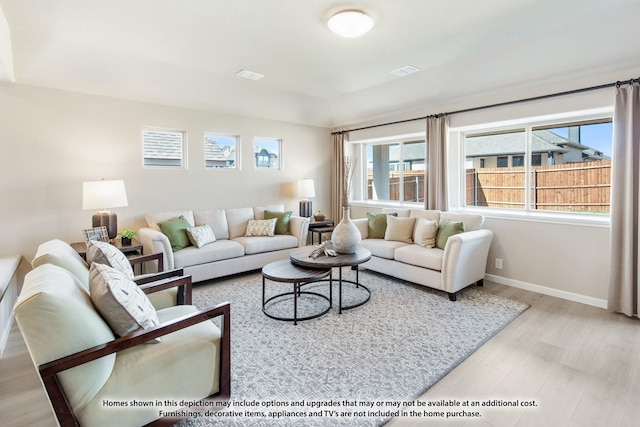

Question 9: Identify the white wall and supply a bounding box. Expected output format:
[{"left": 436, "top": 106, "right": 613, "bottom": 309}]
[{"left": 0, "top": 83, "right": 332, "bottom": 261}]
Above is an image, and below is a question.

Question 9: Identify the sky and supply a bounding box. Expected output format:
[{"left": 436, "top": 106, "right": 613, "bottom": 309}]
[{"left": 548, "top": 122, "right": 613, "bottom": 157}]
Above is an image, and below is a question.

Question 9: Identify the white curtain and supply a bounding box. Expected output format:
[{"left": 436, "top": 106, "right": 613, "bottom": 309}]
[
  {"left": 608, "top": 82, "right": 640, "bottom": 317},
  {"left": 331, "top": 131, "right": 346, "bottom": 223},
  {"left": 425, "top": 115, "right": 449, "bottom": 210}
]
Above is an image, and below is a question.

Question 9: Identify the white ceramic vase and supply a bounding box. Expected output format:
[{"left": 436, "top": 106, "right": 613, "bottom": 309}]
[{"left": 331, "top": 207, "right": 361, "bottom": 254}]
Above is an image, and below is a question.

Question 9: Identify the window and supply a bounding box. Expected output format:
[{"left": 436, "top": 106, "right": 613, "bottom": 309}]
[
  {"left": 253, "top": 138, "right": 281, "bottom": 169},
  {"left": 365, "top": 139, "right": 425, "bottom": 203},
  {"left": 204, "top": 134, "right": 238, "bottom": 169},
  {"left": 143, "top": 129, "right": 186, "bottom": 168},
  {"left": 464, "top": 118, "right": 612, "bottom": 214}
]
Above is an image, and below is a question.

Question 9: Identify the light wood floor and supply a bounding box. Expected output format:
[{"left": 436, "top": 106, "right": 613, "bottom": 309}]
[{"left": 2, "top": 280, "right": 639, "bottom": 427}]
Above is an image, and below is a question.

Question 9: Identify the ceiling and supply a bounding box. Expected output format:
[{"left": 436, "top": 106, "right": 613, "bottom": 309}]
[{"left": 1, "top": 0, "right": 639, "bottom": 128}]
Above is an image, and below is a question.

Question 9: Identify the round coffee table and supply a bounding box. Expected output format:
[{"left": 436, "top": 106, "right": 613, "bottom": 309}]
[
  {"left": 261, "top": 260, "right": 331, "bottom": 325},
  {"left": 289, "top": 246, "right": 372, "bottom": 314}
]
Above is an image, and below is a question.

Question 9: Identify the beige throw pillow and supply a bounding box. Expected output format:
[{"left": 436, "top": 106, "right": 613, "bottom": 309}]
[
  {"left": 384, "top": 216, "right": 416, "bottom": 243},
  {"left": 244, "top": 218, "right": 278, "bottom": 237},
  {"left": 89, "top": 263, "right": 160, "bottom": 341},
  {"left": 186, "top": 224, "right": 216, "bottom": 248},
  {"left": 86, "top": 240, "right": 134, "bottom": 278},
  {"left": 414, "top": 218, "right": 438, "bottom": 248}
]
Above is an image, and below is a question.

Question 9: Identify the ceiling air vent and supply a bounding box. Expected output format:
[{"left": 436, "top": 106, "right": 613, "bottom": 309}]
[
  {"left": 236, "top": 69, "right": 265, "bottom": 80},
  {"left": 390, "top": 65, "right": 421, "bottom": 77}
]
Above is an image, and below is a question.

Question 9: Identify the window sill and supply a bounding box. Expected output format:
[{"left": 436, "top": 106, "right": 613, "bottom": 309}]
[{"left": 453, "top": 207, "right": 611, "bottom": 228}]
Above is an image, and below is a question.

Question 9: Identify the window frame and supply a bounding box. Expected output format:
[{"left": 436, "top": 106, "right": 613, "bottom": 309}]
[
  {"left": 457, "top": 110, "right": 613, "bottom": 223},
  {"left": 142, "top": 127, "right": 188, "bottom": 169},
  {"left": 204, "top": 133, "right": 240, "bottom": 170},
  {"left": 253, "top": 137, "right": 283, "bottom": 170},
  {"left": 358, "top": 136, "right": 426, "bottom": 205}
]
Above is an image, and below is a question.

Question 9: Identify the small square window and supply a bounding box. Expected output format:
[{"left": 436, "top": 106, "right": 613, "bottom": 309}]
[
  {"left": 497, "top": 156, "right": 508, "bottom": 168},
  {"left": 254, "top": 138, "right": 281, "bottom": 169},
  {"left": 205, "top": 134, "right": 238, "bottom": 169},
  {"left": 143, "top": 129, "right": 186, "bottom": 168}
]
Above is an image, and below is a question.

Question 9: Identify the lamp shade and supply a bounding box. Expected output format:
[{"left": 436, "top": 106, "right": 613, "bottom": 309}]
[
  {"left": 298, "top": 179, "right": 316, "bottom": 199},
  {"left": 83, "top": 180, "right": 128, "bottom": 211}
]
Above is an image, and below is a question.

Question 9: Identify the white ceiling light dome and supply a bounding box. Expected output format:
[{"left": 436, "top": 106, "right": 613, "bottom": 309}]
[{"left": 327, "top": 10, "right": 374, "bottom": 38}]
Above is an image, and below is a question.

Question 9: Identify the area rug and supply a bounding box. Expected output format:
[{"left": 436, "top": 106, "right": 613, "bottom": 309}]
[{"left": 177, "top": 269, "right": 528, "bottom": 427}]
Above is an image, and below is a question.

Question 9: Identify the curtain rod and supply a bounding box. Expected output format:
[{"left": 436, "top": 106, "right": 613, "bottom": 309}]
[{"left": 331, "top": 77, "right": 640, "bottom": 135}]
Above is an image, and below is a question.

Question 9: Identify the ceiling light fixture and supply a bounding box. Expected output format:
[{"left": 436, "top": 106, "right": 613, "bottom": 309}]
[
  {"left": 236, "top": 69, "right": 265, "bottom": 80},
  {"left": 327, "top": 10, "right": 374, "bottom": 38}
]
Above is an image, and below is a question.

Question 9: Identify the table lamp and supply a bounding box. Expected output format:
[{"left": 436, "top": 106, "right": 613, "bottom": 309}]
[
  {"left": 298, "top": 178, "right": 315, "bottom": 218},
  {"left": 83, "top": 179, "right": 128, "bottom": 239}
]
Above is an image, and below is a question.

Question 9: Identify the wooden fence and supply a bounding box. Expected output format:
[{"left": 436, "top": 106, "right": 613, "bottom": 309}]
[{"left": 466, "top": 160, "right": 611, "bottom": 213}]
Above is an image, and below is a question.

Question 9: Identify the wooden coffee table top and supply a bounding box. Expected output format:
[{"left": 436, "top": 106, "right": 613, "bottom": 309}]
[
  {"left": 262, "top": 260, "right": 330, "bottom": 283},
  {"left": 290, "top": 246, "right": 371, "bottom": 269}
]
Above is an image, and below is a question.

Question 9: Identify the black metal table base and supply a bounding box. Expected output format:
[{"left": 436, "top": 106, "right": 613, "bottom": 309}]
[{"left": 262, "top": 278, "right": 331, "bottom": 325}]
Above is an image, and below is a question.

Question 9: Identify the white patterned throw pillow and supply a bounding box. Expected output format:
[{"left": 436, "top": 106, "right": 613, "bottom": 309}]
[
  {"left": 187, "top": 224, "right": 216, "bottom": 248},
  {"left": 86, "top": 240, "right": 134, "bottom": 278},
  {"left": 244, "top": 218, "right": 278, "bottom": 237},
  {"left": 89, "top": 263, "right": 160, "bottom": 341}
]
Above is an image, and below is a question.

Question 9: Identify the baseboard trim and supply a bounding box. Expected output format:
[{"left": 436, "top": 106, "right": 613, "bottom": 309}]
[{"left": 485, "top": 274, "right": 608, "bottom": 309}]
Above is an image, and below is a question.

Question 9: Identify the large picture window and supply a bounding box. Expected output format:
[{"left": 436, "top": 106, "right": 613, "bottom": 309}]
[
  {"left": 464, "top": 118, "right": 612, "bottom": 214},
  {"left": 143, "top": 128, "right": 187, "bottom": 168},
  {"left": 365, "top": 139, "right": 425, "bottom": 203}
]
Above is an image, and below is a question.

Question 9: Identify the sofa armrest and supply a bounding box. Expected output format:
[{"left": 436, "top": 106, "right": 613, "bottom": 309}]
[
  {"left": 288, "top": 216, "right": 310, "bottom": 247},
  {"left": 38, "top": 301, "right": 231, "bottom": 426},
  {"left": 352, "top": 218, "right": 369, "bottom": 239},
  {"left": 138, "top": 227, "right": 173, "bottom": 271},
  {"left": 441, "top": 229, "right": 493, "bottom": 293}
]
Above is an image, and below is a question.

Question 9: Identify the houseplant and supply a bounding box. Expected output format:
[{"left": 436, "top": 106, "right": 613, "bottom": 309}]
[
  {"left": 332, "top": 155, "right": 361, "bottom": 253},
  {"left": 117, "top": 229, "right": 137, "bottom": 245}
]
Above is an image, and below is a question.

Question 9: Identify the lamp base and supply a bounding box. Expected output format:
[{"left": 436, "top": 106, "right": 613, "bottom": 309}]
[
  {"left": 92, "top": 212, "right": 117, "bottom": 240},
  {"left": 299, "top": 200, "right": 312, "bottom": 218}
]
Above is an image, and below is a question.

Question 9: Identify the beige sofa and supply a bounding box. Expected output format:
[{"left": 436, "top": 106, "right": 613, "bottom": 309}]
[
  {"left": 139, "top": 204, "right": 309, "bottom": 283},
  {"left": 353, "top": 208, "right": 493, "bottom": 301}
]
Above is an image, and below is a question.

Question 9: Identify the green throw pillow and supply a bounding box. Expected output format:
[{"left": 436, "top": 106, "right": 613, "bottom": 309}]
[
  {"left": 158, "top": 215, "right": 192, "bottom": 251},
  {"left": 264, "top": 210, "right": 292, "bottom": 235},
  {"left": 367, "top": 212, "right": 397, "bottom": 239},
  {"left": 435, "top": 218, "right": 465, "bottom": 249}
]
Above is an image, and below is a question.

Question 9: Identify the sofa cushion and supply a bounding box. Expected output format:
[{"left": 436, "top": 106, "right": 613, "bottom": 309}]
[
  {"left": 145, "top": 210, "right": 195, "bottom": 232},
  {"left": 384, "top": 216, "right": 416, "bottom": 243},
  {"left": 409, "top": 209, "right": 441, "bottom": 222},
  {"left": 225, "top": 207, "right": 255, "bottom": 239},
  {"left": 194, "top": 209, "right": 229, "bottom": 240},
  {"left": 253, "top": 204, "right": 285, "bottom": 220},
  {"left": 173, "top": 240, "right": 245, "bottom": 268},
  {"left": 14, "top": 264, "right": 116, "bottom": 413},
  {"left": 382, "top": 208, "right": 411, "bottom": 217},
  {"left": 414, "top": 218, "right": 438, "bottom": 248},
  {"left": 436, "top": 218, "right": 465, "bottom": 249},
  {"left": 234, "top": 235, "right": 299, "bottom": 255},
  {"left": 89, "top": 263, "right": 160, "bottom": 339},
  {"left": 86, "top": 240, "right": 134, "bottom": 278},
  {"left": 186, "top": 224, "right": 216, "bottom": 248},
  {"left": 158, "top": 215, "right": 193, "bottom": 251},
  {"left": 367, "top": 212, "right": 397, "bottom": 239},
  {"left": 360, "top": 238, "right": 409, "bottom": 260},
  {"left": 394, "top": 245, "right": 444, "bottom": 271},
  {"left": 244, "top": 218, "right": 277, "bottom": 237},
  {"left": 440, "top": 212, "right": 484, "bottom": 231},
  {"left": 31, "top": 239, "right": 90, "bottom": 289},
  {"left": 264, "top": 210, "right": 292, "bottom": 235}
]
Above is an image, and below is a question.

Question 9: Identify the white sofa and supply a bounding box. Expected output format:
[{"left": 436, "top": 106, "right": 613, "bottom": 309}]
[
  {"left": 353, "top": 208, "right": 493, "bottom": 301},
  {"left": 139, "top": 204, "right": 310, "bottom": 283}
]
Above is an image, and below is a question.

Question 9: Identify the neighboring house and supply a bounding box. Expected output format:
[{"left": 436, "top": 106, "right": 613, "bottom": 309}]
[
  {"left": 254, "top": 147, "right": 278, "bottom": 168},
  {"left": 465, "top": 128, "right": 608, "bottom": 168},
  {"left": 204, "top": 138, "right": 228, "bottom": 168}
]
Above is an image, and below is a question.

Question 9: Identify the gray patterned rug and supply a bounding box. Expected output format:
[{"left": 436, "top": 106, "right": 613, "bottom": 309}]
[{"left": 177, "top": 269, "right": 528, "bottom": 427}]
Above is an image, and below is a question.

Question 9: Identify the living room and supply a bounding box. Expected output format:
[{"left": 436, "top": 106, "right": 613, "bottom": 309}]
[{"left": 1, "top": 1, "right": 640, "bottom": 426}]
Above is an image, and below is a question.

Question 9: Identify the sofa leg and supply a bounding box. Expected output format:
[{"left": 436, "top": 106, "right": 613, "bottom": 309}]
[
  {"left": 477, "top": 279, "right": 484, "bottom": 287},
  {"left": 448, "top": 293, "right": 456, "bottom": 302}
]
